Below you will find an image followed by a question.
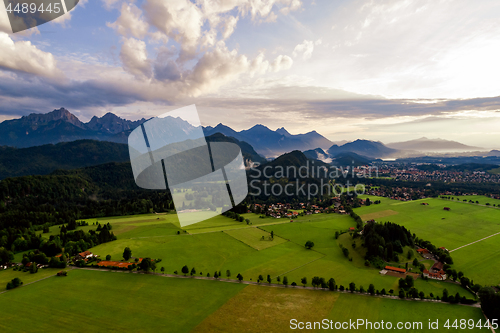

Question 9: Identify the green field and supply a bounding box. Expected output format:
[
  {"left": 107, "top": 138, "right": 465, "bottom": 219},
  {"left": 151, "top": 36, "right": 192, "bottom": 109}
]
[
  {"left": 0, "top": 268, "right": 62, "bottom": 291},
  {"left": 0, "top": 270, "right": 486, "bottom": 332},
  {"left": 0, "top": 269, "right": 245, "bottom": 332},
  {"left": 356, "top": 196, "right": 500, "bottom": 286},
  {"left": 65, "top": 209, "right": 475, "bottom": 297},
  {"left": 5, "top": 203, "right": 493, "bottom": 332},
  {"left": 194, "top": 284, "right": 487, "bottom": 332},
  {"left": 224, "top": 227, "right": 288, "bottom": 250},
  {"left": 259, "top": 221, "right": 471, "bottom": 298},
  {"left": 443, "top": 195, "right": 500, "bottom": 207}
]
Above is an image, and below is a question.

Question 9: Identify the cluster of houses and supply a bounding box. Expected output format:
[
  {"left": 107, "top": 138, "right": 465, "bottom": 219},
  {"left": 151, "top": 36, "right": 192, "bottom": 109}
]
[
  {"left": 376, "top": 165, "right": 500, "bottom": 184},
  {"left": 417, "top": 247, "right": 448, "bottom": 281},
  {"left": 423, "top": 261, "right": 447, "bottom": 281},
  {"left": 366, "top": 186, "right": 428, "bottom": 201},
  {"left": 250, "top": 197, "right": 357, "bottom": 219},
  {"left": 250, "top": 203, "right": 327, "bottom": 219}
]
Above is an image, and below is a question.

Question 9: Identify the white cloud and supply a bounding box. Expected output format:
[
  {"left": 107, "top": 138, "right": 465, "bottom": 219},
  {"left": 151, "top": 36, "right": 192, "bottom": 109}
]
[
  {"left": 279, "top": 0, "right": 302, "bottom": 15},
  {"left": 306, "top": 0, "right": 500, "bottom": 99},
  {"left": 143, "top": 0, "right": 204, "bottom": 61},
  {"left": 221, "top": 15, "right": 238, "bottom": 40},
  {"left": 0, "top": 2, "right": 12, "bottom": 34},
  {"left": 0, "top": 32, "right": 62, "bottom": 78},
  {"left": 293, "top": 40, "right": 314, "bottom": 60},
  {"left": 107, "top": 3, "right": 149, "bottom": 38},
  {"left": 101, "top": 0, "right": 122, "bottom": 10},
  {"left": 270, "top": 54, "right": 293, "bottom": 72},
  {"left": 120, "top": 37, "right": 152, "bottom": 80}
]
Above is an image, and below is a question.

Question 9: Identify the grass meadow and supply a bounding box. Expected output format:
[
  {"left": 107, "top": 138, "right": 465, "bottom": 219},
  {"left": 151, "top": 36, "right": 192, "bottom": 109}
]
[
  {"left": 0, "top": 267, "right": 62, "bottom": 291},
  {"left": 49, "top": 207, "right": 476, "bottom": 297},
  {"left": 223, "top": 227, "right": 288, "bottom": 250},
  {"left": 193, "top": 285, "right": 487, "bottom": 333},
  {"left": 356, "top": 196, "right": 500, "bottom": 286},
  {"left": 0, "top": 269, "right": 246, "bottom": 333}
]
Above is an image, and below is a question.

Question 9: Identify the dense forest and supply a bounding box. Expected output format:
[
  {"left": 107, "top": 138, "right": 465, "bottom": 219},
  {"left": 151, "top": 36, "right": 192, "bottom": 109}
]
[{"left": 362, "top": 222, "right": 414, "bottom": 262}]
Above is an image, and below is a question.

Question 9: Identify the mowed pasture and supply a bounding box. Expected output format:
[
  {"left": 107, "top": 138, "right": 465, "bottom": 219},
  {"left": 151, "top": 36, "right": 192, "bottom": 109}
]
[
  {"left": 451, "top": 234, "right": 500, "bottom": 286},
  {"left": 0, "top": 268, "right": 62, "bottom": 291},
  {"left": 224, "top": 227, "right": 288, "bottom": 250},
  {"left": 0, "top": 269, "right": 245, "bottom": 333},
  {"left": 357, "top": 196, "right": 500, "bottom": 251},
  {"left": 446, "top": 195, "right": 500, "bottom": 207},
  {"left": 259, "top": 220, "right": 471, "bottom": 298},
  {"left": 89, "top": 210, "right": 472, "bottom": 298},
  {"left": 356, "top": 196, "right": 500, "bottom": 286},
  {"left": 194, "top": 285, "right": 487, "bottom": 333},
  {"left": 192, "top": 284, "right": 340, "bottom": 333}
]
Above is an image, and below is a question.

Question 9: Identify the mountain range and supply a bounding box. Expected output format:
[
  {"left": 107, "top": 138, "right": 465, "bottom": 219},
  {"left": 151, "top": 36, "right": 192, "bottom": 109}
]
[
  {"left": 0, "top": 133, "right": 266, "bottom": 179},
  {"left": 203, "top": 124, "right": 333, "bottom": 157},
  {"left": 387, "top": 137, "right": 482, "bottom": 152},
  {"left": 0, "top": 108, "right": 147, "bottom": 148},
  {"left": 0, "top": 108, "right": 495, "bottom": 162}
]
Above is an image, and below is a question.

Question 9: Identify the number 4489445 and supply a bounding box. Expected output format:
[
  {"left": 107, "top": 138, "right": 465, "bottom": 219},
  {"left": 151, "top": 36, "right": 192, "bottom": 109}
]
[
  {"left": 6, "top": 2, "right": 62, "bottom": 14},
  {"left": 444, "top": 319, "right": 498, "bottom": 330}
]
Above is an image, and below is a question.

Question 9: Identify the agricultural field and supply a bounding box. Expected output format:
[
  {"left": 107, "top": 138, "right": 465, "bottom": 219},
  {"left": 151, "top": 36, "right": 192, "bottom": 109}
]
[
  {"left": 0, "top": 267, "right": 62, "bottom": 291},
  {"left": 65, "top": 209, "right": 474, "bottom": 298},
  {"left": 194, "top": 285, "right": 487, "bottom": 333},
  {"left": 0, "top": 269, "right": 485, "bottom": 333},
  {"left": 29, "top": 204, "right": 478, "bottom": 298},
  {"left": 0, "top": 269, "right": 245, "bottom": 333},
  {"left": 451, "top": 235, "right": 500, "bottom": 286},
  {"left": 223, "top": 227, "right": 288, "bottom": 250},
  {"left": 356, "top": 196, "right": 500, "bottom": 286},
  {"left": 260, "top": 222, "right": 471, "bottom": 298},
  {"left": 443, "top": 195, "right": 500, "bottom": 207}
]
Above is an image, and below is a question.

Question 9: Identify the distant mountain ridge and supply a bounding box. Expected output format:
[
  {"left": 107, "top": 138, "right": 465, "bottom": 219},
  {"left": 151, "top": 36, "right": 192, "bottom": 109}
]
[
  {"left": 327, "top": 139, "right": 397, "bottom": 159},
  {"left": 203, "top": 123, "right": 333, "bottom": 157},
  {"left": 0, "top": 108, "right": 147, "bottom": 148},
  {"left": 0, "top": 133, "right": 265, "bottom": 179},
  {"left": 387, "top": 137, "right": 482, "bottom": 151}
]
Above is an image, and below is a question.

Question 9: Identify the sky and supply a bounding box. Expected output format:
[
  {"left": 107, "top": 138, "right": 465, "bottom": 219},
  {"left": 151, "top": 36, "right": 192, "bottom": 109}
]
[{"left": 1, "top": 0, "right": 500, "bottom": 148}]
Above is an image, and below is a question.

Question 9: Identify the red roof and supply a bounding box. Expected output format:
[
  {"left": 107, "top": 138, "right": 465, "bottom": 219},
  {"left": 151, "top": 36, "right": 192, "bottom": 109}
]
[
  {"left": 349, "top": 227, "right": 355, "bottom": 231},
  {"left": 98, "top": 261, "right": 134, "bottom": 268},
  {"left": 78, "top": 251, "right": 92, "bottom": 258},
  {"left": 432, "top": 261, "right": 444, "bottom": 271},
  {"left": 417, "top": 248, "right": 429, "bottom": 253},
  {"left": 385, "top": 266, "right": 406, "bottom": 273},
  {"left": 424, "top": 269, "right": 445, "bottom": 279}
]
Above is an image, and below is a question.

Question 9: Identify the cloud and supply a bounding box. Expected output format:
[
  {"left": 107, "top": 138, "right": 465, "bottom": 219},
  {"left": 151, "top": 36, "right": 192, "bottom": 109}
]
[
  {"left": 270, "top": 55, "right": 293, "bottom": 72},
  {"left": 154, "top": 47, "right": 181, "bottom": 81},
  {"left": 107, "top": 3, "right": 149, "bottom": 38},
  {"left": 119, "top": 37, "right": 152, "bottom": 79},
  {"left": 293, "top": 39, "right": 314, "bottom": 60},
  {"left": 221, "top": 15, "right": 238, "bottom": 40},
  {"left": 101, "top": 0, "right": 122, "bottom": 10},
  {"left": 143, "top": 0, "right": 204, "bottom": 61},
  {"left": 0, "top": 3, "right": 12, "bottom": 34},
  {"left": 0, "top": 32, "right": 62, "bottom": 78},
  {"left": 307, "top": 0, "right": 500, "bottom": 99}
]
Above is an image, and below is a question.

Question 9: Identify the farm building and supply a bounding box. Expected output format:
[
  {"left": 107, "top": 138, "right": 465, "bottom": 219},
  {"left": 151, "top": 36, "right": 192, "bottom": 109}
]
[
  {"left": 423, "top": 269, "right": 446, "bottom": 281},
  {"left": 384, "top": 266, "right": 406, "bottom": 274},
  {"left": 431, "top": 261, "right": 444, "bottom": 272},
  {"left": 417, "top": 248, "right": 429, "bottom": 254},
  {"left": 421, "top": 203, "right": 429, "bottom": 206},
  {"left": 349, "top": 227, "right": 355, "bottom": 231},
  {"left": 75, "top": 251, "right": 94, "bottom": 260}
]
